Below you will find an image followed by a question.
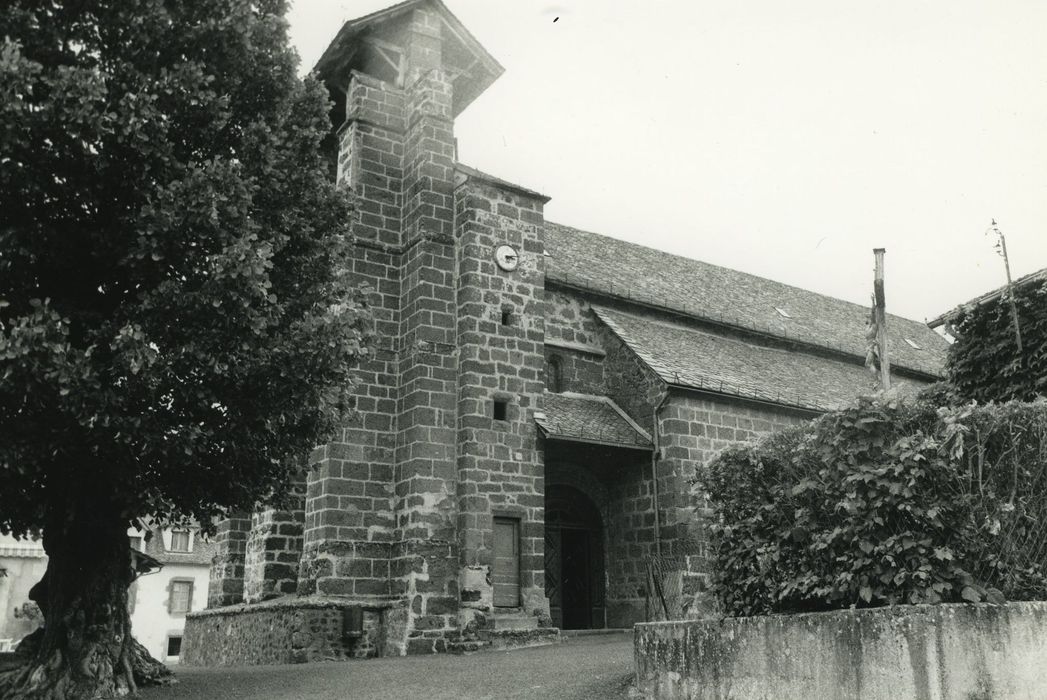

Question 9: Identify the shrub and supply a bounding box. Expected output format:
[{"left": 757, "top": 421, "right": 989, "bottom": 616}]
[{"left": 699, "top": 394, "right": 1047, "bottom": 617}]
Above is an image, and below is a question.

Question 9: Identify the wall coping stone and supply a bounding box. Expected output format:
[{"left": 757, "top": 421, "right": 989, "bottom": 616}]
[
  {"left": 635, "top": 602, "right": 1047, "bottom": 700},
  {"left": 190, "top": 595, "right": 399, "bottom": 619}
]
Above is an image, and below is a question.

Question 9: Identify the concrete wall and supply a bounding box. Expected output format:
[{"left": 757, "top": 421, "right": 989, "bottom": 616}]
[{"left": 634, "top": 603, "right": 1047, "bottom": 700}]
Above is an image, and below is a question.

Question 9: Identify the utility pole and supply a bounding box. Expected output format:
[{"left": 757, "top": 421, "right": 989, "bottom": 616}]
[
  {"left": 872, "top": 248, "right": 891, "bottom": 391},
  {"left": 988, "top": 219, "right": 1024, "bottom": 354}
]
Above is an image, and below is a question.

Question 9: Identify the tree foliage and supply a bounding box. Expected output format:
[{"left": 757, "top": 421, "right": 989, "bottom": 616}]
[
  {"left": 699, "top": 394, "right": 1047, "bottom": 617},
  {"left": 0, "top": 1, "right": 369, "bottom": 696},
  {"left": 945, "top": 278, "right": 1047, "bottom": 403},
  {"left": 0, "top": 0, "right": 369, "bottom": 536}
]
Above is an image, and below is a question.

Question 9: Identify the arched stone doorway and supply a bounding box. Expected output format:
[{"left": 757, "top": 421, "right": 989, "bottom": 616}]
[{"left": 545, "top": 484, "right": 605, "bottom": 629}]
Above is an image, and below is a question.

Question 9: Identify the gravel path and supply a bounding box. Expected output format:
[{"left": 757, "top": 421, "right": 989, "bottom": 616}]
[{"left": 141, "top": 632, "right": 635, "bottom": 700}]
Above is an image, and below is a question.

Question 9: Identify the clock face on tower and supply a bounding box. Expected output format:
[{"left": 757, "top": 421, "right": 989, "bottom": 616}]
[{"left": 494, "top": 244, "right": 520, "bottom": 272}]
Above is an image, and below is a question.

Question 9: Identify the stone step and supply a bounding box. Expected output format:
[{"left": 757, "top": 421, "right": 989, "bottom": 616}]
[
  {"left": 483, "top": 627, "right": 562, "bottom": 651},
  {"left": 491, "top": 613, "right": 539, "bottom": 631},
  {"left": 447, "top": 639, "right": 490, "bottom": 655}
]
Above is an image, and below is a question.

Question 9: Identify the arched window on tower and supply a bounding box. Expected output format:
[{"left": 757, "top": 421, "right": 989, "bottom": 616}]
[{"left": 548, "top": 355, "right": 564, "bottom": 393}]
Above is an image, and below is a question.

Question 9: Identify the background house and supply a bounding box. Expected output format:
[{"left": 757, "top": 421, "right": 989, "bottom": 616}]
[
  {"left": 0, "top": 527, "right": 211, "bottom": 664},
  {"left": 0, "top": 535, "right": 46, "bottom": 652},
  {"left": 129, "top": 526, "right": 213, "bottom": 664}
]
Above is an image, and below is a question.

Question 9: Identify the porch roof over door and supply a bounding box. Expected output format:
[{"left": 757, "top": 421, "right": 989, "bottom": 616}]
[{"left": 535, "top": 392, "right": 653, "bottom": 450}]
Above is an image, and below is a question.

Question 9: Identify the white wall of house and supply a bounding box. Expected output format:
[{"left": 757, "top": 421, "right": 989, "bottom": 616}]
[
  {"left": 129, "top": 560, "right": 210, "bottom": 663},
  {"left": 0, "top": 534, "right": 47, "bottom": 651}
]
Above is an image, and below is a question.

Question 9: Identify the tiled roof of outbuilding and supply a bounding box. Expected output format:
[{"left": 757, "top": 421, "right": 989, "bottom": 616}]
[
  {"left": 536, "top": 392, "right": 653, "bottom": 449},
  {"left": 929, "top": 267, "right": 1047, "bottom": 328},
  {"left": 594, "top": 306, "right": 926, "bottom": 412},
  {"left": 544, "top": 223, "right": 947, "bottom": 378}
]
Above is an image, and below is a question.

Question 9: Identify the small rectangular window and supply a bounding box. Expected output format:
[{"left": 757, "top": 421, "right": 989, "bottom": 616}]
[
  {"left": 170, "top": 531, "right": 190, "bottom": 552},
  {"left": 128, "top": 536, "right": 142, "bottom": 551},
  {"left": 169, "top": 580, "right": 193, "bottom": 614},
  {"left": 493, "top": 399, "right": 508, "bottom": 421},
  {"left": 167, "top": 636, "right": 182, "bottom": 657},
  {"left": 501, "top": 309, "right": 512, "bottom": 326}
]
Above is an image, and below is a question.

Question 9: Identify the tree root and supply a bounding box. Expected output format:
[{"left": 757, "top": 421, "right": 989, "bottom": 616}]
[{"left": 0, "top": 631, "right": 175, "bottom": 699}]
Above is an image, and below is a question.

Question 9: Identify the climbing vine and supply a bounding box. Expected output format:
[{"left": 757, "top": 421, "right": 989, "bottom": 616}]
[{"left": 946, "top": 277, "right": 1047, "bottom": 403}]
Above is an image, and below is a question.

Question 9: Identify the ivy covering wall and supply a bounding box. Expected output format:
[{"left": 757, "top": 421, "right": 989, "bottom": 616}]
[
  {"left": 699, "top": 394, "right": 1047, "bottom": 617},
  {"left": 946, "top": 277, "right": 1047, "bottom": 403}
]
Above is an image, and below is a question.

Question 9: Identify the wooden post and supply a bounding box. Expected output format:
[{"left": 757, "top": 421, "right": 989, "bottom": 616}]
[
  {"left": 992, "top": 221, "right": 1024, "bottom": 353},
  {"left": 873, "top": 248, "right": 891, "bottom": 391}
]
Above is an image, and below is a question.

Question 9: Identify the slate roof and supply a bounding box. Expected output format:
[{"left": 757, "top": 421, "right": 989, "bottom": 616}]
[
  {"left": 544, "top": 222, "right": 947, "bottom": 378},
  {"left": 536, "top": 392, "right": 653, "bottom": 449},
  {"left": 929, "top": 267, "right": 1047, "bottom": 328},
  {"left": 455, "top": 164, "right": 550, "bottom": 202},
  {"left": 594, "top": 306, "right": 926, "bottom": 412},
  {"left": 314, "top": 0, "right": 503, "bottom": 117}
]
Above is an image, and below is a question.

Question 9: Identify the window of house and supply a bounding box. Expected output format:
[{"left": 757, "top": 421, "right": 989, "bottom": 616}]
[
  {"left": 166, "top": 635, "right": 183, "bottom": 657},
  {"left": 128, "top": 536, "right": 143, "bottom": 551},
  {"left": 169, "top": 580, "right": 193, "bottom": 615},
  {"left": 548, "top": 355, "right": 564, "bottom": 393},
  {"left": 169, "top": 530, "right": 190, "bottom": 552},
  {"left": 493, "top": 399, "right": 508, "bottom": 421}
]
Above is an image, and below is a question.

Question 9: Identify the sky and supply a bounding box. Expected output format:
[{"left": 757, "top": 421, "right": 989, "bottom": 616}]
[{"left": 286, "top": 0, "right": 1047, "bottom": 324}]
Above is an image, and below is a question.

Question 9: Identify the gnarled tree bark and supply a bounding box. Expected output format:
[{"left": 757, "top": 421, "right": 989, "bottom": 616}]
[{"left": 0, "top": 508, "right": 172, "bottom": 699}]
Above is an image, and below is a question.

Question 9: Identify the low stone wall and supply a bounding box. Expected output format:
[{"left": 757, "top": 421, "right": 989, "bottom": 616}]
[
  {"left": 634, "top": 602, "right": 1047, "bottom": 700},
  {"left": 181, "top": 597, "right": 401, "bottom": 666}
]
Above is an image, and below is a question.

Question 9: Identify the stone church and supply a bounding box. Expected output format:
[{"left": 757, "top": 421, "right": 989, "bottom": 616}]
[{"left": 182, "top": 0, "right": 948, "bottom": 664}]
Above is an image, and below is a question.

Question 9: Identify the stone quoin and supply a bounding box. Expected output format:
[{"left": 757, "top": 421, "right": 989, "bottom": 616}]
[{"left": 181, "top": 0, "right": 949, "bottom": 665}]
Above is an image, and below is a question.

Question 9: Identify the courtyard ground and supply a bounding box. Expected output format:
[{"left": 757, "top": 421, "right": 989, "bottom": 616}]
[{"left": 141, "top": 631, "right": 635, "bottom": 700}]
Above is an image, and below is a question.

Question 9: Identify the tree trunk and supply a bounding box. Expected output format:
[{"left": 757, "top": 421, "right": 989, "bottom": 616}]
[{"left": 0, "top": 508, "right": 164, "bottom": 699}]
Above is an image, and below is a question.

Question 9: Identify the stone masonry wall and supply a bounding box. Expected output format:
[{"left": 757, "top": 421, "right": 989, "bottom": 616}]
[
  {"left": 298, "top": 68, "right": 403, "bottom": 600},
  {"left": 243, "top": 478, "right": 305, "bottom": 603},
  {"left": 657, "top": 394, "right": 808, "bottom": 616},
  {"left": 454, "top": 175, "right": 548, "bottom": 626},
  {"left": 182, "top": 599, "right": 398, "bottom": 666},
  {"left": 207, "top": 514, "right": 250, "bottom": 608},
  {"left": 544, "top": 289, "right": 602, "bottom": 347},
  {"left": 543, "top": 346, "right": 604, "bottom": 395}
]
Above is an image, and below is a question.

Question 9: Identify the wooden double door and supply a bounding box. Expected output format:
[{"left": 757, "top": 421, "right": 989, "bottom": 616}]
[{"left": 544, "top": 485, "right": 605, "bottom": 629}]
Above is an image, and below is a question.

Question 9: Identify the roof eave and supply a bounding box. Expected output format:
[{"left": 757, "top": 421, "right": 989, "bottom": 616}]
[{"left": 537, "top": 427, "right": 653, "bottom": 451}]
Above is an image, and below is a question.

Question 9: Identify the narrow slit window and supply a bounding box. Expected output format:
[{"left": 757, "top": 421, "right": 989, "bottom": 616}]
[
  {"left": 493, "top": 399, "right": 508, "bottom": 421},
  {"left": 548, "top": 355, "right": 564, "bottom": 393},
  {"left": 501, "top": 309, "right": 512, "bottom": 326}
]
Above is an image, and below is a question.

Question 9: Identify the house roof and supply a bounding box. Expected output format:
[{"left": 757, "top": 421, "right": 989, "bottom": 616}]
[
  {"left": 929, "top": 267, "right": 1047, "bottom": 328},
  {"left": 314, "top": 0, "right": 503, "bottom": 117},
  {"left": 594, "top": 306, "right": 926, "bottom": 412},
  {"left": 141, "top": 530, "right": 215, "bottom": 566},
  {"left": 536, "top": 392, "right": 653, "bottom": 449},
  {"left": 544, "top": 222, "right": 947, "bottom": 378}
]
